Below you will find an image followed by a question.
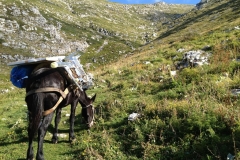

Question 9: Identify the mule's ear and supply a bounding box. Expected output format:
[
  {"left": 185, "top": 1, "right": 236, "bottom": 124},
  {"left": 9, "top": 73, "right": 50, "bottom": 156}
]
[{"left": 91, "top": 94, "right": 96, "bottom": 102}]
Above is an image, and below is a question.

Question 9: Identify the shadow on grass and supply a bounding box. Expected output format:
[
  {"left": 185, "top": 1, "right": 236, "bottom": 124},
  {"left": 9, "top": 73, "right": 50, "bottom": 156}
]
[
  {"left": 0, "top": 113, "right": 89, "bottom": 146},
  {"left": 0, "top": 136, "right": 28, "bottom": 147}
]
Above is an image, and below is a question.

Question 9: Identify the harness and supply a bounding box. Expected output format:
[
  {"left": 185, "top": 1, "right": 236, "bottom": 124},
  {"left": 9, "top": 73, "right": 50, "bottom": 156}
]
[
  {"left": 26, "top": 86, "right": 70, "bottom": 116},
  {"left": 26, "top": 85, "right": 95, "bottom": 127}
]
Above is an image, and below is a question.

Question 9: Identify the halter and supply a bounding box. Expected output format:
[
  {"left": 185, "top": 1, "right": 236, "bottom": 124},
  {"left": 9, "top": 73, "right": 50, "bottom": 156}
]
[
  {"left": 82, "top": 104, "right": 93, "bottom": 109},
  {"left": 82, "top": 103, "right": 95, "bottom": 125}
]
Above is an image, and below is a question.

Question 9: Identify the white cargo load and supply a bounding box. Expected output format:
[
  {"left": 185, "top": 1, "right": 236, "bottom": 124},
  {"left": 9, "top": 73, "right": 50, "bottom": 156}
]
[{"left": 7, "top": 53, "right": 93, "bottom": 90}]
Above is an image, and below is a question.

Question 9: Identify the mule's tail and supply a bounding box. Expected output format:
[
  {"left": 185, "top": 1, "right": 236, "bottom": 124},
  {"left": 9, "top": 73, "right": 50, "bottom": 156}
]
[{"left": 26, "top": 93, "right": 44, "bottom": 138}]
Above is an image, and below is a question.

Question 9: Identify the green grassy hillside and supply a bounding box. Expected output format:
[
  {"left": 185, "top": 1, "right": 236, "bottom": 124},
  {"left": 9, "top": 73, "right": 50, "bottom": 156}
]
[{"left": 1, "top": 0, "right": 240, "bottom": 159}]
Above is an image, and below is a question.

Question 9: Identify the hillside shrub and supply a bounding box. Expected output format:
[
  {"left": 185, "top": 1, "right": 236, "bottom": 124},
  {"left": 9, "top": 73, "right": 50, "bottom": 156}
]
[
  {"left": 208, "top": 44, "right": 232, "bottom": 74},
  {"left": 181, "top": 32, "right": 200, "bottom": 42},
  {"left": 178, "top": 68, "right": 202, "bottom": 84},
  {"left": 110, "top": 83, "right": 125, "bottom": 92},
  {"left": 228, "top": 61, "right": 240, "bottom": 76},
  {"left": 156, "top": 88, "right": 185, "bottom": 100}
]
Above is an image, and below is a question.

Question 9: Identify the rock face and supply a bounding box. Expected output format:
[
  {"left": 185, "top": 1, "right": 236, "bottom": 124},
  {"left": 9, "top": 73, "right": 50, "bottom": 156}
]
[
  {"left": 0, "top": 3, "right": 89, "bottom": 59},
  {"left": 196, "top": 0, "right": 211, "bottom": 9}
]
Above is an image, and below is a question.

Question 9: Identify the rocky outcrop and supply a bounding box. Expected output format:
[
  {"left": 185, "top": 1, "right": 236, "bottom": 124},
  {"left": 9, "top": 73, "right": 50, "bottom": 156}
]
[
  {"left": 176, "top": 49, "right": 211, "bottom": 69},
  {"left": 0, "top": 3, "right": 89, "bottom": 59},
  {"left": 196, "top": 0, "right": 211, "bottom": 9}
]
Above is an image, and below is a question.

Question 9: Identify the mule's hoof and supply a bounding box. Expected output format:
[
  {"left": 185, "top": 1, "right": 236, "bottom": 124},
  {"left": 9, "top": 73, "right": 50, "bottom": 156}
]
[
  {"left": 69, "top": 137, "right": 76, "bottom": 144},
  {"left": 52, "top": 138, "right": 58, "bottom": 144}
]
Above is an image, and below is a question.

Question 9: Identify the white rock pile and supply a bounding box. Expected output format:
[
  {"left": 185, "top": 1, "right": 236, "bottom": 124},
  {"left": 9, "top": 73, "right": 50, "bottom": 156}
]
[{"left": 177, "top": 50, "right": 211, "bottom": 69}]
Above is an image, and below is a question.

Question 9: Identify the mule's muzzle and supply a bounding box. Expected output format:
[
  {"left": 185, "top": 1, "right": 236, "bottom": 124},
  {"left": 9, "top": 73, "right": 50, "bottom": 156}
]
[
  {"left": 88, "top": 120, "right": 94, "bottom": 128},
  {"left": 82, "top": 116, "right": 94, "bottom": 129}
]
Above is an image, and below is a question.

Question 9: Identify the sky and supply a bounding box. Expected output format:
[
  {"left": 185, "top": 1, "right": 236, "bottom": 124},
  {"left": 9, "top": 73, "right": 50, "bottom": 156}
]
[{"left": 109, "top": 0, "right": 200, "bottom": 5}]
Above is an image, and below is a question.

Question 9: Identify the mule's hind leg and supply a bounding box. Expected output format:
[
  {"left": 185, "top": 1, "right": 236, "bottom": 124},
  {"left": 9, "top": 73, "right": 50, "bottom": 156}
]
[
  {"left": 36, "top": 113, "right": 54, "bottom": 160},
  {"left": 52, "top": 107, "right": 62, "bottom": 143},
  {"left": 69, "top": 100, "right": 78, "bottom": 142},
  {"left": 27, "top": 117, "right": 34, "bottom": 160}
]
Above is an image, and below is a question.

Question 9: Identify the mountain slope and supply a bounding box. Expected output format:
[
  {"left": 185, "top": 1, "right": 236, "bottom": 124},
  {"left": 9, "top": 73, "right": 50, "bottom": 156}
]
[
  {"left": 0, "top": 0, "right": 193, "bottom": 65},
  {"left": 155, "top": 0, "right": 240, "bottom": 44}
]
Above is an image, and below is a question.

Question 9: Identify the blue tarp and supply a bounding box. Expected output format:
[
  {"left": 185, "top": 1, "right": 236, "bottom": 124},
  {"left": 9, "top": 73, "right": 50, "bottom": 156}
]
[{"left": 10, "top": 65, "right": 34, "bottom": 88}]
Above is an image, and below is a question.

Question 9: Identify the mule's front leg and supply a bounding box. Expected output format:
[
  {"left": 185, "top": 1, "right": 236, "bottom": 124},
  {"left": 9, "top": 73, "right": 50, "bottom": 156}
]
[
  {"left": 69, "top": 101, "right": 77, "bottom": 142},
  {"left": 36, "top": 113, "right": 54, "bottom": 160},
  {"left": 52, "top": 107, "right": 62, "bottom": 143}
]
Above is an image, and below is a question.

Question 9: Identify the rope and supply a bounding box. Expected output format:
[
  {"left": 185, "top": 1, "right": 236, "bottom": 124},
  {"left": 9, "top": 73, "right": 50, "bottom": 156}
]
[{"left": 43, "top": 87, "right": 69, "bottom": 116}]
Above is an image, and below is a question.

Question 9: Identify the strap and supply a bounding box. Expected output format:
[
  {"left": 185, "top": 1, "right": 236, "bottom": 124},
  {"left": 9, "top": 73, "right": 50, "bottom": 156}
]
[
  {"left": 26, "top": 87, "right": 70, "bottom": 116},
  {"left": 42, "top": 87, "right": 69, "bottom": 116},
  {"left": 26, "top": 87, "right": 67, "bottom": 99}
]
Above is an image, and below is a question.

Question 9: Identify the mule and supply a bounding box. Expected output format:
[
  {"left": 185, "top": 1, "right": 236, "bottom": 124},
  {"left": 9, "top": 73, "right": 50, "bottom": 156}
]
[{"left": 25, "top": 67, "right": 96, "bottom": 160}]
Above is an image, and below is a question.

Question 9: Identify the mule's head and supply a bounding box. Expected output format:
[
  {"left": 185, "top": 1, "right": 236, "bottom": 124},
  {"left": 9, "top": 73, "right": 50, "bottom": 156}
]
[{"left": 80, "top": 93, "right": 96, "bottom": 128}]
